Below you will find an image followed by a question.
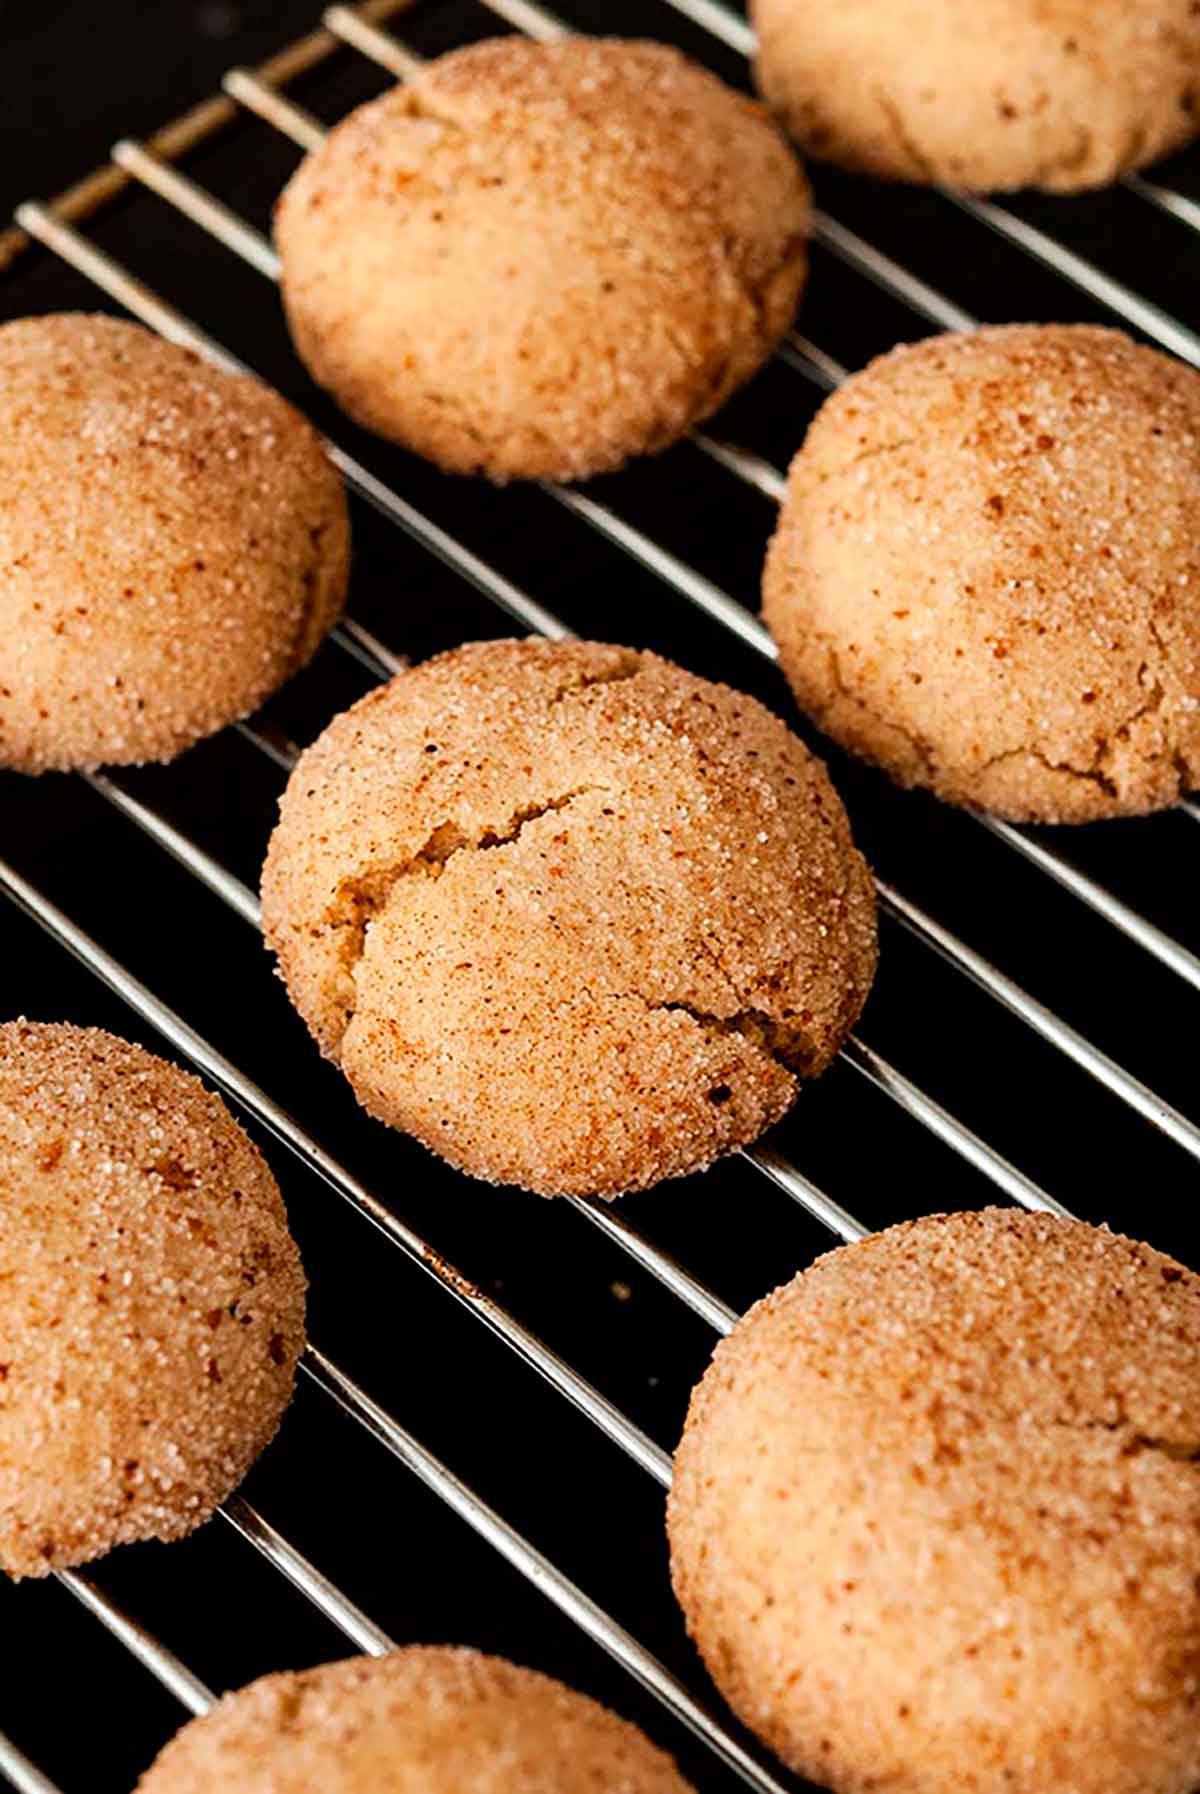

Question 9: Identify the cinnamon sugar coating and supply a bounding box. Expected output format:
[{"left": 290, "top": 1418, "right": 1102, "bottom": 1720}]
[
  {"left": 0, "top": 1021, "right": 305, "bottom": 1579},
  {"left": 764, "top": 325, "right": 1200, "bottom": 821},
  {"left": 669, "top": 1207, "right": 1200, "bottom": 1794},
  {"left": 752, "top": 0, "right": 1200, "bottom": 194},
  {"left": 136, "top": 1646, "right": 695, "bottom": 1792},
  {"left": 262, "top": 639, "right": 876, "bottom": 1198},
  {"left": 0, "top": 313, "right": 349, "bottom": 772},
  {"left": 275, "top": 35, "right": 810, "bottom": 482}
]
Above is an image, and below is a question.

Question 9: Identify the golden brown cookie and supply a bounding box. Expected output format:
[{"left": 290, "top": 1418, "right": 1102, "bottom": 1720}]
[
  {"left": 669, "top": 1207, "right": 1200, "bottom": 1794},
  {"left": 0, "top": 1021, "right": 306, "bottom": 1579},
  {"left": 274, "top": 35, "right": 810, "bottom": 482},
  {"left": 763, "top": 325, "right": 1200, "bottom": 822},
  {"left": 752, "top": 0, "right": 1200, "bottom": 193},
  {"left": 136, "top": 1646, "right": 695, "bottom": 1792},
  {"left": 0, "top": 313, "right": 349, "bottom": 773},
  {"left": 261, "top": 638, "right": 876, "bottom": 1197},
  {"left": 133, "top": 1643, "right": 692, "bottom": 1786}
]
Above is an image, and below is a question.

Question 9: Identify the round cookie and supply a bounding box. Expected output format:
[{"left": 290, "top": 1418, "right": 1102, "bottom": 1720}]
[
  {"left": 752, "top": 0, "right": 1200, "bottom": 193},
  {"left": 669, "top": 1207, "right": 1200, "bottom": 1794},
  {"left": 262, "top": 638, "right": 876, "bottom": 1198},
  {"left": 136, "top": 1646, "right": 695, "bottom": 1792},
  {"left": 274, "top": 35, "right": 810, "bottom": 483},
  {"left": 0, "top": 1021, "right": 306, "bottom": 1578},
  {"left": 763, "top": 324, "right": 1200, "bottom": 822},
  {"left": 0, "top": 313, "right": 349, "bottom": 773}
]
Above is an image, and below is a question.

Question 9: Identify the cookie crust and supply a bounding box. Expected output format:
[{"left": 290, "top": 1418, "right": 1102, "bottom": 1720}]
[
  {"left": 764, "top": 325, "right": 1200, "bottom": 821},
  {"left": 752, "top": 0, "right": 1200, "bottom": 193},
  {"left": 136, "top": 1646, "right": 695, "bottom": 1792},
  {"left": 0, "top": 313, "right": 349, "bottom": 773},
  {"left": 262, "top": 639, "right": 876, "bottom": 1197},
  {"left": 276, "top": 36, "right": 810, "bottom": 482},
  {"left": 0, "top": 1021, "right": 306, "bottom": 1578},
  {"left": 669, "top": 1207, "right": 1200, "bottom": 1794}
]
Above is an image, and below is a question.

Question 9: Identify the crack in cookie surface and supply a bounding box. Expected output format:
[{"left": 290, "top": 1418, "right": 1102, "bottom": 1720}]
[
  {"left": 636, "top": 996, "right": 815, "bottom": 1079},
  {"left": 323, "top": 786, "right": 607, "bottom": 1047}
]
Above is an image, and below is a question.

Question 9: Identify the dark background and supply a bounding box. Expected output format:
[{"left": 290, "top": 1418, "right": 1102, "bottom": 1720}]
[
  {"left": 1, "top": 3, "right": 306, "bottom": 215},
  {"left": 3, "top": 5, "right": 1200, "bottom": 1792}
]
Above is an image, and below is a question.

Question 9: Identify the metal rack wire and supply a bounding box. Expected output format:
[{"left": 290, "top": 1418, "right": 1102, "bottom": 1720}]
[{"left": 2, "top": 2, "right": 1199, "bottom": 1789}]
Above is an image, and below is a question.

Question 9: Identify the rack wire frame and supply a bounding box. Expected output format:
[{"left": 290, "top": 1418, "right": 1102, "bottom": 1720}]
[{"left": 3, "top": 1, "right": 1200, "bottom": 1789}]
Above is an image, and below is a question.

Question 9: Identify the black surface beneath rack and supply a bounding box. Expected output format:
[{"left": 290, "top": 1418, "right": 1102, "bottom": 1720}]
[{"left": 3, "top": 4, "right": 1200, "bottom": 1792}]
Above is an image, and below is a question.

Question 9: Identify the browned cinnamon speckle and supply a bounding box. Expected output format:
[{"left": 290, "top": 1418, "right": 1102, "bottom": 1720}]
[
  {"left": 136, "top": 1646, "right": 695, "bottom": 1791},
  {"left": 764, "top": 324, "right": 1200, "bottom": 821},
  {"left": 275, "top": 36, "right": 810, "bottom": 483},
  {"left": 753, "top": 0, "right": 1200, "bottom": 193},
  {"left": 669, "top": 1207, "right": 1200, "bottom": 1794},
  {"left": 0, "top": 1021, "right": 306, "bottom": 1579},
  {"left": 261, "top": 638, "right": 876, "bottom": 1198},
  {"left": 0, "top": 313, "right": 349, "bottom": 773}
]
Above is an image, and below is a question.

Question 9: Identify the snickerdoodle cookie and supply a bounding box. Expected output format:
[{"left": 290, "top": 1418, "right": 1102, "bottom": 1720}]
[
  {"left": 136, "top": 1646, "right": 695, "bottom": 1792},
  {"left": 752, "top": 0, "right": 1200, "bottom": 193},
  {"left": 0, "top": 313, "right": 349, "bottom": 773},
  {"left": 763, "top": 325, "right": 1200, "bottom": 822},
  {"left": 669, "top": 1207, "right": 1200, "bottom": 1794},
  {"left": 262, "top": 638, "right": 876, "bottom": 1197},
  {"left": 274, "top": 36, "right": 810, "bottom": 482},
  {"left": 0, "top": 1021, "right": 305, "bottom": 1579}
]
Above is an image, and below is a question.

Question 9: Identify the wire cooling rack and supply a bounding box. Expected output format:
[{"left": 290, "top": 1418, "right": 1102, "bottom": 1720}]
[{"left": 2, "top": 2, "right": 1200, "bottom": 1789}]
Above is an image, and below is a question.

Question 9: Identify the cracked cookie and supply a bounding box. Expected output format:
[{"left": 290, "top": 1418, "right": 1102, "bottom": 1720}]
[
  {"left": 0, "top": 1020, "right": 305, "bottom": 1579},
  {"left": 0, "top": 312, "right": 349, "bottom": 773},
  {"left": 136, "top": 1645, "right": 696, "bottom": 1792},
  {"left": 261, "top": 638, "right": 876, "bottom": 1198},
  {"left": 763, "top": 324, "right": 1200, "bottom": 822},
  {"left": 752, "top": 0, "right": 1200, "bottom": 193},
  {"left": 274, "top": 36, "right": 810, "bottom": 483},
  {"left": 669, "top": 1206, "right": 1200, "bottom": 1794}
]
